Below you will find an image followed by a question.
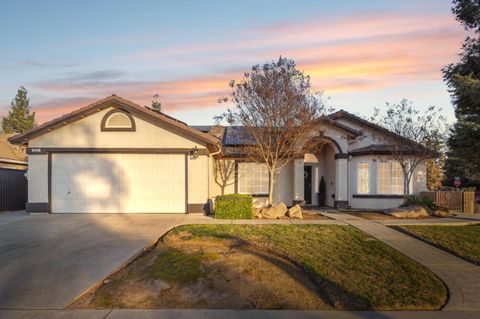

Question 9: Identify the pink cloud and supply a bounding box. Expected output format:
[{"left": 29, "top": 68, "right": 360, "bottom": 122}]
[{"left": 29, "top": 10, "right": 465, "bottom": 124}]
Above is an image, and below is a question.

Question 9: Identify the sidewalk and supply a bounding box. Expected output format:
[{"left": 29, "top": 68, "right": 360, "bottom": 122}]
[
  {"left": 2, "top": 309, "right": 480, "bottom": 319},
  {"left": 321, "top": 211, "right": 480, "bottom": 310}
]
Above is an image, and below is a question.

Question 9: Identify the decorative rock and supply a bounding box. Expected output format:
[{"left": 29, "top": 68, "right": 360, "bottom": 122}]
[
  {"left": 262, "top": 202, "right": 288, "bottom": 219},
  {"left": 433, "top": 207, "right": 453, "bottom": 217},
  {"left": 254, "top": 208, "right": 263, "bottom": 219},
  {"left": 287, "top": 205, "right": 303, "bottom": 219},
  {"left": 386, "top": 205, "right": 429, "bottom": 218}
]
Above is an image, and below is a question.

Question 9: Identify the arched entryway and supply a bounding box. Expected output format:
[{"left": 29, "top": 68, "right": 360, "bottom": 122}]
[
  {"left": 294, "top": 132, "right": 349, "bottom": 208},
  {"left": 304, "top": 143, "right": 337, "bottom": 207}
]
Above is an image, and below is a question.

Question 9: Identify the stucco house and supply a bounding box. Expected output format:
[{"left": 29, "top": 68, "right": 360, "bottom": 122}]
[{"left": 9, "top": 95, "right": 429, "bottom": 214}]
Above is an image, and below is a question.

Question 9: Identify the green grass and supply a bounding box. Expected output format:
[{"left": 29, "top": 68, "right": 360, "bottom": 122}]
[
  {"left": 150, "top": 248, "right": 216, "bottom": 283},
  {"left": 399, "top": 224, "right": 480, "bottom": 265},
  {"left": 169, "top": 224, "right": 447, "bottom": 310}
]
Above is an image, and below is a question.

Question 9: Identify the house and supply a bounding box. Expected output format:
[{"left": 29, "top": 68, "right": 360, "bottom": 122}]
[
  {"left": 9, "top": 95, "right": 429, "bottom": 214},
  {"left": 0, "top": 133, "right": 27, "bottom": 170}
]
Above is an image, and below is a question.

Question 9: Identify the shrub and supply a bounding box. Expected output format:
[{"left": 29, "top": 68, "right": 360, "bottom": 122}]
[
  {"left": 215, "top": 194, "right": 253, "bottom": 219},
  {"left": 402, "top": 195, "right": 436, "bottom": 210}
]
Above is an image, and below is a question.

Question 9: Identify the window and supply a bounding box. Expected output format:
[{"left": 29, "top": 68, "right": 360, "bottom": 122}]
[
  {"left": 391, "top": 161, "right": 404, "bottom": 194},
  {"left": 357, "top": 162, "right": 370, "bottom": 194},
  {"left": 101, "top": 109, "right": 135, "bottom": 131},
  {"left": 378, "top": 161, "right": 390, "bottom": 194},
  {"left": 377, "top": 161, "right": 404, "bottom": 194},
  {"left": 237, "top": 162, "right": 269, "bottom": 195}
]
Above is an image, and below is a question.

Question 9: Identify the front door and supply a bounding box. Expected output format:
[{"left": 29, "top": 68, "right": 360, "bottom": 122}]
[{"left": 304, "top": 166, "right": 312, "bottom": 205}]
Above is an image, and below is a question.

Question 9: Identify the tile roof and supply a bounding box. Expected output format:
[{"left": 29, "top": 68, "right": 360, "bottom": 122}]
[
  {"left": 9, "top": 95, "right": 219, "bottom": 147},
  {"left": 350, "top": 143, "right": 432, "bottom": 156}
]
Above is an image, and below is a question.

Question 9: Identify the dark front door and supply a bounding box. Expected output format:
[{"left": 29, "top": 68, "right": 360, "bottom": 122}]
[{"left": 304, "top": 166, "right": 312, "bottom": 205}]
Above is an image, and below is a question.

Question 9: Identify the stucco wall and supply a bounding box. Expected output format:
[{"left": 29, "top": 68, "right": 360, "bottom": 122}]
[
  {"left": 333, "top": 118, "right": 383, "bottom": 150},
  {"left": 27, "top": 155, "right": 48, "bottom": 203},
  {"left": 29, "top": 107, "right": 208, "bottom": 150},
  {"left": 188, "top": 154, "right": 209, "bottom": 208},
  {"left": 209, "top": 158, "right": 236, "bottom": 197}
]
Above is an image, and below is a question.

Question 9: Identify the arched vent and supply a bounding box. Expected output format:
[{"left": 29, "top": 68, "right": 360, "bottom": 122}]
[
  {"left": 101, "top": 109, "right": 136, "bottom": 131},
  {"left": 106, "top": 113, "right": 131, "bottom": 128}
]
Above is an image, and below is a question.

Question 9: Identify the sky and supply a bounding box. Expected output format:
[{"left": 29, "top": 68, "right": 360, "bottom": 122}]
[{"left": 0, "top": 0, "right": 467, "bottom": 125}]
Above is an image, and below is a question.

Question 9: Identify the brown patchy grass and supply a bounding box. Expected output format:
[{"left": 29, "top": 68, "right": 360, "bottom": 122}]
[{"left": 71, "top": 225, "right": 447, "bottom": 310}]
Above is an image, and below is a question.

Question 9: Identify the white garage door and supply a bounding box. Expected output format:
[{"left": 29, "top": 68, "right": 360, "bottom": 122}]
[{"left": 51, "top": 153, "right": 186, "bottom": 213}]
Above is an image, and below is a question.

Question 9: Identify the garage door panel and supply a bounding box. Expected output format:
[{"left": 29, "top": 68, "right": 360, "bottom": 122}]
[{"left": 51, "top": 153, "right": 186, "bottom": 213}]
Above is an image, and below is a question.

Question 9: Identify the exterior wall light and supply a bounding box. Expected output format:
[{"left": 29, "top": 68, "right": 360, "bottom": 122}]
[{"left": 190, "top": 146, "right": 199, "bottom": 158}]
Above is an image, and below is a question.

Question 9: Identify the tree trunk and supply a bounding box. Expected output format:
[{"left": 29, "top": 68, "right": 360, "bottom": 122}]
[
  {"left": 404, "top": 176, "right": 411, "bottom": 203},
  {"left": 268, "top": 169, "right": 275, "bottom": 207}
]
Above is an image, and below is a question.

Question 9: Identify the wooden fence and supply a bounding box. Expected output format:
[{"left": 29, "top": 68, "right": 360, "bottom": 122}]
[
  {"left": 0, "top": 168, "right": 27, "bottom": 211},
  {"left": 421, "top": 191, "right": 477, "bottom": 214}
]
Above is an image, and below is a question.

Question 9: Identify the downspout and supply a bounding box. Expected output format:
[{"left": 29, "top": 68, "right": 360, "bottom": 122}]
[{"left": 347, "top": 154, "right": 352, "bottom": 207}]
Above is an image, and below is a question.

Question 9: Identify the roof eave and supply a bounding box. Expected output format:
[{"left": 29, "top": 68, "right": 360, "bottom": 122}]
[{"left": 8, "top": 95, "right": 219, "bottom": 147}]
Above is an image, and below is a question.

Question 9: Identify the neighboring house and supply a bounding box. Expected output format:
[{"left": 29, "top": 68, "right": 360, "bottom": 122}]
[
  {"left": 0, "top": 133, "right": 27, "bottom": 170},
  {"left": 0, "top": 133, "right": 28, "bottom": 211},
  {"left": 9, "top": 95, "right": 429, "bottom": 214}
]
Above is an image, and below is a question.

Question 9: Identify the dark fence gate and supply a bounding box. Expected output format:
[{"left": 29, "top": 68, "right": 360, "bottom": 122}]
[{"left": 0, "top": 168, "right": 27, "bottom": 211}]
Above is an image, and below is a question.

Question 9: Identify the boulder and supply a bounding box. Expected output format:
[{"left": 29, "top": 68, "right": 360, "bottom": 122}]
[
  {"left": 386, "top": 205, "right": 429, "bottom": 218},
  {"left": 254, "top": 208, "right": 263, "bottom": 219},
  {"left": 262, "top": 202, "right": 288, "bottom": 219},
  {"left": 287, "top": 205, "right": 303, "bottom": 219},
  {"left": 433, "top": 206, "right": 453, "bottom": 217}
]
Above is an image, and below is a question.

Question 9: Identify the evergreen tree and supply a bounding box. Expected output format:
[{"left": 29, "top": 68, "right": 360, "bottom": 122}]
[
  {"left": 2, "top": 86, "right": 36, "bottom": 133},
  {"left": 151, "top": 93, "right": 162, "bottom": 112},
  {"left": 443, "top": 0, "right": 480, "bottom": 188},
  {"left": 426, "top": 136, "right": 445, "bottom": 190}
]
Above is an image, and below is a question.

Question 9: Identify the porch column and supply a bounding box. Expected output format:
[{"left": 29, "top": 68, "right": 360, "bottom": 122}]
[
  {"left": 334, "top": 154, "right": 349, "bottom": 208},
  {"left": 292, "top": 158, "right": 304, "bottom": 206}
]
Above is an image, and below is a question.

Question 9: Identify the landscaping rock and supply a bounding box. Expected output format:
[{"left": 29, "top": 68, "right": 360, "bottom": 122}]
[
  {"left": 433, "top": 207, "right": 454, "bottom": 217},
  {"left": 287, "top": 205, "right": 303, "bottom": 219},
  {"left": 386, "top": 205, "right": 429, "bottom": 218},
  {"left": 262, "top": 202, "right": 288, "bottom": 219},
  {"left": 254, "top": 208, "right": 263, "bottom": 219}
]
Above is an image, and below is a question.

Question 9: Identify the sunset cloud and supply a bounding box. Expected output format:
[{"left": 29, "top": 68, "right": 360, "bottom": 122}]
[{"left": 22, "top": 9, "right": 465, "bottom": 124}]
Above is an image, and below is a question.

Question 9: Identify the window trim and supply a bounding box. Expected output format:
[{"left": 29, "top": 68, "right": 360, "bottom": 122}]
[
  {"left": 376, "top": 160, "right": 404, "bottom": 195},
  {"left": 101, "top": 108, "right": 136, "bottom": 132},
  {"left": 236, "top": 161, "right": 270, "bottom": 196},
  {"left": 356, "top": 161, "right": 370, "bottom": 194}
]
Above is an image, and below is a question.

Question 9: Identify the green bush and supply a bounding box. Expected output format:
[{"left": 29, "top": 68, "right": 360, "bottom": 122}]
[
  {"left": 215, "top": 194, "right": 253, "bottom": 219},
  {"left": 402, "top": 195, "right": 436, "bottom": 210}
]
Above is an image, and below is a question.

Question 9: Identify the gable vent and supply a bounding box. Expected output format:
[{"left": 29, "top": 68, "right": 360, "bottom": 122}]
[{"left": 106, "top": 112, "right": 132, "bottom": 128}]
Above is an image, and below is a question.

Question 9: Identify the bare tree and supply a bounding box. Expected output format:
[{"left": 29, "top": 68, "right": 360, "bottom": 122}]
[
  {"left": 370, "top": 99, "right": 447, "bottom": 200},
  {"left": 217, "top": 57, "right": 325, "bottom": 205},
  {"left": 213, "top": 158, "right": 237, "bottom": 195}
]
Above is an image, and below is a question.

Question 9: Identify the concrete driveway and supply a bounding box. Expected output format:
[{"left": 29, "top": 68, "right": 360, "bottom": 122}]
[{"left": 0, "top": 212, "right": 185, "bottom": 309}]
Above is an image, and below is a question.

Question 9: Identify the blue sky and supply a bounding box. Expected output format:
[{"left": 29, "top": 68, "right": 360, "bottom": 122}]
[{"left": 0, "top": 0, "right": 466, "bottom": 124}]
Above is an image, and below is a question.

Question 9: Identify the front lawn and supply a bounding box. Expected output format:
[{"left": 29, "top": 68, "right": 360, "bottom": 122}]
[
  {"left": 72, "top": 225, "right": 447, "bottom": 310},
  {"left": 398, "top": 224, "right": 480, "bottom": 265}
]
